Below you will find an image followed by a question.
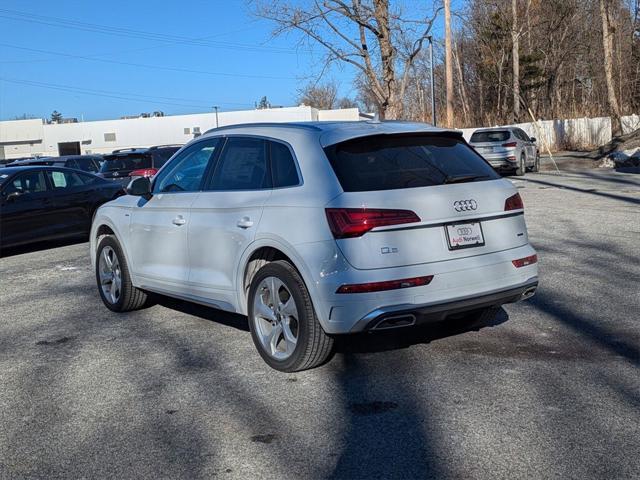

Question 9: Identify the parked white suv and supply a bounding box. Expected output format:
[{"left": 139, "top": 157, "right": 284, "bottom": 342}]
[{"left": 91, "top": 121, "right": 538, "bottom": 372}]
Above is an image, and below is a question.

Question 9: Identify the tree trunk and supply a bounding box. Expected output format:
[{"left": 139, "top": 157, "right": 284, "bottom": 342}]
[
  {"left": 444, "top": 0, "right": 454, "bottom": 127},
  {"left": 371, "top": 0, "right": 400, "bottom": 119},
  {"left": 600, "top": 0, "right": 623, "bottom": 136},
  {"left": 512, "top": 0, "right": 520, "bottom": 123}
]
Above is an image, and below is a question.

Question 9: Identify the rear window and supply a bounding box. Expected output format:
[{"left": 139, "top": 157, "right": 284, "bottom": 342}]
[
  {"left": 325, "top": 134, "right": 499, "bottom": 192},
  {"left": 99, "top": 154, "right": 151, "bottom": 172},
  {"left": 470, "top": 130, "right": 510, "bottom": 143}
]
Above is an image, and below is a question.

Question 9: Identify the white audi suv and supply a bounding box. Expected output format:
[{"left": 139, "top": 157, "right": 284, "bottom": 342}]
[{"left": 91, "top": 121, "right": 538, "bottom": 372}]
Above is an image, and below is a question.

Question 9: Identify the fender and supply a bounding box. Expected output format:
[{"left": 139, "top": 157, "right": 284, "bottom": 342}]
[{"left": 90, "top": 205, "right": 134, "bottom": 275}]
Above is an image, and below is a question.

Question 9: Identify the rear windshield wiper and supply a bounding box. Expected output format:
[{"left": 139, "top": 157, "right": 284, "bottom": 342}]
[{"left": 444, "top": 174, "right": 490, "bottom": 184}]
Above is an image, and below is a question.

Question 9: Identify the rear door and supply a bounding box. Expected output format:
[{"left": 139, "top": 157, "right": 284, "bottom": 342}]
[
  {"left": 324, "top": 134, "right": 529, "bottom": 270},
  {"left": 188, "top": 136, "right": 272, "bottom": 300},
  {"left": 0, "top": 170, "right": 55, "bottom": 246},
  {"left": 128, "top": 139, "right": 219, "bottom": 290}
]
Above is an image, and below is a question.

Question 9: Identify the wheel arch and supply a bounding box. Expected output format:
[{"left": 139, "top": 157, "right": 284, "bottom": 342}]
[
  {"left": 236, "top": 238, "right": 319, "bottom": 317},
  {"left": 90, "top": 210, "right": 132, "bottom": 272}
]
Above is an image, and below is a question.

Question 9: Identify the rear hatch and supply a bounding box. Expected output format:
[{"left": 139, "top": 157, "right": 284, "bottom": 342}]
[
  {"left": 324, "top": 132, "right": 527, "bottom": 270},
  {"left": 469, "top": 130, "right": 515, "bottom": 158},
  {"left": 98, "top": 153, "right": 151, "bottom": 181}
]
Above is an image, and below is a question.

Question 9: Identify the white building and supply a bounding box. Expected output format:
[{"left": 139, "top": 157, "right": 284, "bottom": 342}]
[{"left": 0, "top": 106, "right": 365, "bottom": 160}]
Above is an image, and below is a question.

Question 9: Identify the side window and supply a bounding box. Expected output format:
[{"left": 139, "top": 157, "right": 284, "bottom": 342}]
[
  {"left": 66, "top": 159, "right": 79, "bottom": 169},
  {"left": 154, "top": 139, "right": 219, "bottom": 193},
  {"left": 270, "top": 141, "right": 300, "bottom": 188},
  {"left": 75, "top": 158, "right": 98, "bottom": 172},
  {"left": 3, "top": 171, "right": 48, "bottom": 195},
  {"left": 519, "top": 129, "right": 531, "bottom": 142},
  {"left": 47, "top": 170, "right": 86, "bottom": 189},
  {"left": 208, "top": 137, "right": 270, "bottom": 191}
]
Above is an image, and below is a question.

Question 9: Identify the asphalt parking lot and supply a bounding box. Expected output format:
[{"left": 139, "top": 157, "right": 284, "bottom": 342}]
[{"left": 1, "top": 169, "right": 639, "bottom": 479}]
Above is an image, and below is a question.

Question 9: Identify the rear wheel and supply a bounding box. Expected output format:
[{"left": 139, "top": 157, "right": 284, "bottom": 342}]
[
  {"left": 96, "top": 235, "right": 150, "bottom": 312},
  {"left": 515, "top": 154, "right": 526, "bottom": 176},
  {"left": 248, "top": 260, "right": 333, "bottom": 372}
]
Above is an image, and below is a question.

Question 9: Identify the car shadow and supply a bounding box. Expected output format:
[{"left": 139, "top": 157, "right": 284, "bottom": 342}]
[
  {"left": 333, "top": 307, "right": 509, "bottom": 354},
  {"left": 153, "top": 295, "right": 250, "bottom": 332}
]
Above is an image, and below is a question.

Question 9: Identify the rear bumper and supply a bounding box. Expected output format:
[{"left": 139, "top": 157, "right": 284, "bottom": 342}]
[
  {"left": 350, "top": 277, "right": 538, "bottom": 332},
  {"left": 486, "top": 157, "right": 517, "bottom": 169}
]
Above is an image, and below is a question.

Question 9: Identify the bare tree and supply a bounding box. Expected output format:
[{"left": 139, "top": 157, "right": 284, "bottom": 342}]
[
  {"left": 297, "top": 82, "right": 339, "bottom": 109},
  {"left": 444, "top": 0, "right": 454, "bottom": 126},
  {"left": 254, "top": 0, "right": 441, "bottom": 119},
  {"left": 600, "top": 0, "right": 624, "bottom": 136}
]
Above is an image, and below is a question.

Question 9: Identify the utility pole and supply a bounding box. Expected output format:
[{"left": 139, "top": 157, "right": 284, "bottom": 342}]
[
  {"left": 428, "top": 36, "right": 436, "bottom": 126},
  {"left": 213, "top": 106, "right": 219, "bottom": 128}
]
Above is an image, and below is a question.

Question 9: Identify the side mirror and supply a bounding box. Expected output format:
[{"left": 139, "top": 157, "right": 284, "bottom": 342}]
[
  {"left": 530, "top": 137, "right": 537, "bottom": 143},
  {"left": 126, "top": 176, "right": 152, "bottom": 199}
]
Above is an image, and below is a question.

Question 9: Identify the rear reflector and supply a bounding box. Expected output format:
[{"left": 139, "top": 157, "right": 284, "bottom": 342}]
[
  {"left": 512, "top": 254, "right": 537, "bottom": 268},
  {"left": 325, "top": 208, "right": 420, "bottom": 239},
  {"left": 336, "top": 275, "right": 433, "bottom": 294},
  {"left": 129, "top": 168, "right": 158, "bottom": 177},
  {"left": 504, "top": 192, "right": 524, "bottom": 211},
  {"left": 502, "top": 142, "right": 518, "bottom": 147}
]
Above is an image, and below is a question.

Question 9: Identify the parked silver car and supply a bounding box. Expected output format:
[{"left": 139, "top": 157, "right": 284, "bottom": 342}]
[{"left": 469, "top": 127, "right": 539, "bottom": 176}]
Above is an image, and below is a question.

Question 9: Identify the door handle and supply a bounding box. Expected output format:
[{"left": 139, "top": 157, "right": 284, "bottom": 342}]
[
  {"left": 236, "top": 217, "right": 254, "bottom": 229},
  {"left": 172, "top": 215, "right": 187, "bottom": 226}
]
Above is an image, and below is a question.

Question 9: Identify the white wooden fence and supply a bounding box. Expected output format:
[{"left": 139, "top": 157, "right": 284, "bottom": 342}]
[{"left": 460, "top": 114, "right": 640, "bottom": 151}]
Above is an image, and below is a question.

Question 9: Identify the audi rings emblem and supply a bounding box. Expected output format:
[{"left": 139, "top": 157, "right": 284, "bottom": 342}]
[{"left": 453, "top": 199, "right": 478, "bottom": 212}]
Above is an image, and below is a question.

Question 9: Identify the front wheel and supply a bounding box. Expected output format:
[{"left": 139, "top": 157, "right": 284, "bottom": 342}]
[
  {"left": 515, "top": 154, "right": 526, "bottom": 176},
  {"left": 95, "top": 235, "right": 150, "bottom": 312},
  {"left": 248, "top": 260, "right": 333, "bottom": 372}
]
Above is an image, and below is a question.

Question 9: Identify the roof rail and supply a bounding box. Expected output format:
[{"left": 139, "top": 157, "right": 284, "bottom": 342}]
[
  {"left": 203, "top": 122, "right": 323, "bottom": 136},
  {"left": 111, "top": 147, "right": 146, "bottom": 153},
  {"left": 148, "top": 144, "right": 183, "bottom": 149}
]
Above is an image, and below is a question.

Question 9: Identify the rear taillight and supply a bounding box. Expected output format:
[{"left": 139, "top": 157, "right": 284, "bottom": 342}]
[
  {"left": 504, "top": 193, "right": 524, "bottom": 211},
  {"left": 325, "top": 208, "right": 420, "bottom": 239},
  {"left": 502, "top": 142, "right": 517, "bottom": 147},
  {"left": 129, "top": 168, "right": 158, "bottom": 177},
  {"left": 512, "top": 254, "right": 537, "bottom": 268},
  {"left": 336, "top": 275, "right": 433, "bottom": 294}
]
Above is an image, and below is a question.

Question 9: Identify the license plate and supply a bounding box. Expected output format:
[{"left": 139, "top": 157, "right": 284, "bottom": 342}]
[
  {"left": 445, "top": 222, "right": 485, "bottom": 250},
  {"left": 478, "top": 146, "right": 494, "bottom": 153}
]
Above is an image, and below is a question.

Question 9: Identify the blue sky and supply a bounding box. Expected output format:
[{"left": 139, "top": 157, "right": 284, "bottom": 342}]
[{"left": 0, "top": 0, "right": 445, "bottom": 121}]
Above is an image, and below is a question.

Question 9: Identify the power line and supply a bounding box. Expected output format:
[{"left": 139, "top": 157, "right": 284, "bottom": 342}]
[
  {"left": 0, "top": 8, "right": 302, "bottom": 55},
  {"left": 0, "top": 43, "right": 296, "bottom": 80},
  {"left": 0, "top": 76, "right": 254, "bottom": 109}
]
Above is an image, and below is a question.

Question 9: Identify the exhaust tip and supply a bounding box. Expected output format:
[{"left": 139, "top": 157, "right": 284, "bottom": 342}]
[
  {"left": 374, "top": 314, "right": 416, "bottom": 330},
  {"left": 521, "top": 287, "right": 537, "bottom": 300}
]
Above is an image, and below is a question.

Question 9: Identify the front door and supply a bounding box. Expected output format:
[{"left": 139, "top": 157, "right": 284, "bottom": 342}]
[
  {"left": 128, "top": 138, "right": 220, "bottom": 292},
  {"left": 0, "top": 170, "right": 54, "bottom": 247}
]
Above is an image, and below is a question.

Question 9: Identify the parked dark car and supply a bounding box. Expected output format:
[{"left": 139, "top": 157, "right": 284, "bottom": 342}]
[
  {"left": 0, "top": 166, "right": 123, "bottom": 250},
  {"left": 8, "top": 155, "right": 103, "bottom": 174},
  {"left": 97, "top": 145, "right": 182, "bottom": 184}
]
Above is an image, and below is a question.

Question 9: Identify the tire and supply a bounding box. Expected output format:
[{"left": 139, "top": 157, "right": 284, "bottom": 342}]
[
  {"left": 515, "top": 154, "right": 526, "bottom": 176},
  {"left": 95, "top": 235, "right": 150, "bottom": 312},
  {"left": 532, "top": 152, "right": 540, "bottom": 172},
  {"left": 247, "top": 260, "right": 333, "bottom": 372}
]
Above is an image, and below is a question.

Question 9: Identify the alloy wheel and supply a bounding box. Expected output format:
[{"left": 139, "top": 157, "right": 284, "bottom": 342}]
[
  {"left": 98, "top": 245, "right": 122, "bottom": 304},
  {"left": 252, "top": 276, "right": 299, "bottom": 360}
]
